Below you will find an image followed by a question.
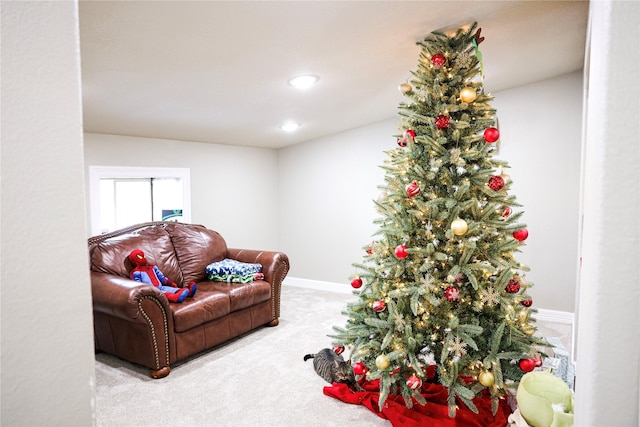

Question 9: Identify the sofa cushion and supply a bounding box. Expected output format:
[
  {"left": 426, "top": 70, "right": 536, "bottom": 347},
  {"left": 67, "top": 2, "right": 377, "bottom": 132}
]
[
  {"left": 171, "top": 280, "right": 272, "bottom": 333},
  {"left": 171, "top": 289, "right": 230, "bottom": 333},
  {"left": 204, "top": 280, "right": 272, "bottom": 313},
  {"left": 90, "top": 226, "right": 184, "bottom": 285},
  {"left": 165, "top": 223, "right": 228, "bottom": 284}
]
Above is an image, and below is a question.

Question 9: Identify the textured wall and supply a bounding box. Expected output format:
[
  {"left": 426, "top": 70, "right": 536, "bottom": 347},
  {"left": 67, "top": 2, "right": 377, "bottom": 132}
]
[
  {"left": 1, "top": 2, "right": 96, "bottom": 425},
  {"left": 575, "top": 1, "right": 640, "bottom": 425}
]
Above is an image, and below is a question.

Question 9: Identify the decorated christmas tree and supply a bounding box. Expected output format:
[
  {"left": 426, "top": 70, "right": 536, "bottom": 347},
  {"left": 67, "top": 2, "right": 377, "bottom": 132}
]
[{"left": 331, "top": 23, "right": 548, "bottom": 417}]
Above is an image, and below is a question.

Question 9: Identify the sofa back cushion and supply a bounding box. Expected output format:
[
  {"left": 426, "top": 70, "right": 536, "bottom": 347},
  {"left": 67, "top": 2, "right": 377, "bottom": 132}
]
[
  {"left": 90, "top": 225, "right": 184, "bottom": 285},
  {"left": 164, "top": 223, "right": 227, "bottom": 284}
]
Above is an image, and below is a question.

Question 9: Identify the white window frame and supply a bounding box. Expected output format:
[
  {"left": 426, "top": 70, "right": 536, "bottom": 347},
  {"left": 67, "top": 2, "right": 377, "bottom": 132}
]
[{"left": 89, "top": 166, "right": 192, "bottom": 235}]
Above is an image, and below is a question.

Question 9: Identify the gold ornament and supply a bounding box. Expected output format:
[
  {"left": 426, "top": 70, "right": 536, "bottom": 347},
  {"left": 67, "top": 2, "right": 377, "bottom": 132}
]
[
  {"left": 523, "top": 324, "right": 536, "bottom": 335},
  {"left": 451, "top": 218, "right": 469, "bottom": 236},
  {"left": 518, "top": 309, "right": 530, "bottom": 323},
  {"left": 460, "top": 86, "right": 477, "bottom": 103},
  {"left": 478, "top": 371, "right": 495, "bottom": 387},
  {"left": 375, "top": 354, "right": 390, "bottom": 370},
  {"left": 399, "top": 83, "right": 412, "bottom": 94}
]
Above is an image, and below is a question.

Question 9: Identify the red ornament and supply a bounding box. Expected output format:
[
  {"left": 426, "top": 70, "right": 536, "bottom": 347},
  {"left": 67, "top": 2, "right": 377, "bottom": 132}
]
[
  {"left": 353, "top": 361, "right": 367, "bottom": 376},
  {"left": 444, "top": 285, "right": 460, "bottom": 302},
  {"left": 406, "top": 375, "right": 423, "bottom": 390},
  {"left": 372, "top": 300, "right": 386, "bottom": 313},
  {"left": 394, "top": 245, "right": 408, "bottom": 259},
  {"left": 430, "top": 53, "right": 446, "bottom": 69},
  {"left": 521, "top": 298, "right": 533, "bottom": 307},
  {"left": 519, "top": 358, "right": 536, "bottom": 373},
  {"left": 513, "top": 228, "right": 529, "bottom": 242},
  {"left": 501, "top": 206, "right": 512, "bottom": 218},
  {"left": 366, "top": 244, "right": 373, "bottom": 255},
  {"left": 484, "top": 127, "right": 500, "bottom": 143},
  {"left": 397, "top": 137, "right": 407, "bottom": 147},
  {"left": 488, "top": 175, "right": 505, "bottom": 191},
  {"left": 333, "top": 346, "right": 345, "bottom": 355},
  {"left": 505, "top": 279, "right": 521, "bottom": 294},
  {"left": 406, "top": 181, "right": 421, "bottom": 198},
  {"left": 435, "top": 115, "right": 450, "bottom": 130},
  {"left": 350, "top": 277, "right": 363, "bottom": 289},
  {"left": 404, "top": 129, "right": 416, "bottom": 140}
]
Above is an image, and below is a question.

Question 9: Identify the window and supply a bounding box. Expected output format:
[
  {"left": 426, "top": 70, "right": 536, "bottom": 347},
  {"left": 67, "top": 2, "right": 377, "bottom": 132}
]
[{"left": 89, "top": 166, "right": 191, "bottom": 235}]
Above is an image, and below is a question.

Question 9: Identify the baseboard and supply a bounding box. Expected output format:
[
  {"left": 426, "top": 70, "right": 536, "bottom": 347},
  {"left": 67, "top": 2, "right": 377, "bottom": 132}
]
[
  {"left": 284, "top": 276, "right": 575, "bottom": 324},
  {"left": 284, "top": 276, "right": 352, "bottom": 294},
  {"left": 534, "top": 308, "right": 574, "bottom": 325}
]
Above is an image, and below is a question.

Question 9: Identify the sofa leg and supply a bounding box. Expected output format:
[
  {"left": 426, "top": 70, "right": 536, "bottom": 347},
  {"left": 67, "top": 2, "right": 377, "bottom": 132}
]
[
  {"left": 149, "top": 366, "right": 171, "bottom": 379},
  {"left": 267, "top": 318, "right": 279, "bottom": 327}
]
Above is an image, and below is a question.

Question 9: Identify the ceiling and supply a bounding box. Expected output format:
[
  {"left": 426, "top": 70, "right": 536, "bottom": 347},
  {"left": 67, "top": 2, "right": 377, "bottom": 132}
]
[{"left": 79, "top": 1, "right": 589, "bottom": 149}]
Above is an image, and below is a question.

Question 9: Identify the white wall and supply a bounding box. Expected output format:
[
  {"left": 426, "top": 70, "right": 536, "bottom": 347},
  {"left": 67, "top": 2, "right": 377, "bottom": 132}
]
[
  {"left": 575, "top": 1, "right": 639, "bottom": 425},
  {"left": 1, "top": 2, "right": 96, "bottom": 425},
  {"left": 278, "top": 119, "right": 395, "bottom": 285},
  {"left": 84, "top": 133, "right": 279, "bottom": 251},
  {"left": 278, "top": 72, "right": 583, "bottom": 313},
  {"left": 492, "top": 72, "right": 583, "bottom": 312}
]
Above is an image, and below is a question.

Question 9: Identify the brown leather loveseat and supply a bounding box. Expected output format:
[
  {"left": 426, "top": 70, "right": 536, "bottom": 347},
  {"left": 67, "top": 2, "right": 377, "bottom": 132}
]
[{"left": 89, "top": 221, "right": 289, "bottom": 378}]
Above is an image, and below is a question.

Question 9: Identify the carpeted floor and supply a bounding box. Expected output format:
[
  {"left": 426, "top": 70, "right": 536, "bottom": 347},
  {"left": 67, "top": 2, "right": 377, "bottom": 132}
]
[{"left": 94, "top": 284, "right": 572, "bottom": 427}]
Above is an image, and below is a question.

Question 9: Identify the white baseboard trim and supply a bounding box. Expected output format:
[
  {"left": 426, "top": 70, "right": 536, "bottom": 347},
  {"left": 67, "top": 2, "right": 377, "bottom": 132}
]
[
  {"left": 284, "top": 276, "right": 575, "bottom": 325},
  {"left": 284, "top": 276, "right": 352, "bottom": 294},
  {"left": 534, "top": 308, "right": 574, "bottom": 325}
]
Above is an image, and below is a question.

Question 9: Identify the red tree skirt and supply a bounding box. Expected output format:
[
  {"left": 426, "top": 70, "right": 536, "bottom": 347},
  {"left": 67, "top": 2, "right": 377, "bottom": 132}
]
[{"left": 323, "top": 377, "right": 511, "bottom": 427}]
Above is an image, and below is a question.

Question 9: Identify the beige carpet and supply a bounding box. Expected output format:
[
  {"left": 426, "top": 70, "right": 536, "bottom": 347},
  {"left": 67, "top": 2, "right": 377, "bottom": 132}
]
[{"left": 94, "top": 284, "right": 572, "bottom": 427}]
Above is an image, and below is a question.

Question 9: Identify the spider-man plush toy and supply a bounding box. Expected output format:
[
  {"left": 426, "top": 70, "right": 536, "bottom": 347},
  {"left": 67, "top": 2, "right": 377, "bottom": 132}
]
[{"left": 128, "top": 249, "right": 196, "bottom": 303}]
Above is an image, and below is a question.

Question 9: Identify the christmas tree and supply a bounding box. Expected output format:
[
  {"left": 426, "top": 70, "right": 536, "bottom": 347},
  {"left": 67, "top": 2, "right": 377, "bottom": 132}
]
[{"left": 331, "top": 23, "right": 548, "bottom": 417}]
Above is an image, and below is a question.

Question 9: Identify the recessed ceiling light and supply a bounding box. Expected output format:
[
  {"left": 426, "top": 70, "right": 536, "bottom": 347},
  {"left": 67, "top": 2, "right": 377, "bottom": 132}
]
[
  {"left": 288, "top": 75, "right": 319, "bottom": 89},
  {"left": 280, "top": 122, "right": 301, "bottom": 132}
]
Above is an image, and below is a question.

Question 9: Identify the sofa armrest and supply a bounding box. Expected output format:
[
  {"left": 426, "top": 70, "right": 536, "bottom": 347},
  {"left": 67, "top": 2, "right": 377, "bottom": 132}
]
[
  {"left": 91, "top": 271, "right": 170, "bottom": 321},
  {"left": 91, "top": 271, "right": 174, "bottom": 378},
  {"left": 226, "top": 249, "right": 290, "bottom": 321}
]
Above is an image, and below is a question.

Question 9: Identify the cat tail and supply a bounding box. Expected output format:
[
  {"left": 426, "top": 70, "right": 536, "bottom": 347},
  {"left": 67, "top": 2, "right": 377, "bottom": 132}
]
[{"left": 303, "top": 354, "right": 315, "bottom": 361}]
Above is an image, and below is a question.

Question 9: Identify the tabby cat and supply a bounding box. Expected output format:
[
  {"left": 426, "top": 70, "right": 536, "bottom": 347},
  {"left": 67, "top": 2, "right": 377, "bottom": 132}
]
[{"left": 304, "top": 348, "right": 356, "bottom": 387}]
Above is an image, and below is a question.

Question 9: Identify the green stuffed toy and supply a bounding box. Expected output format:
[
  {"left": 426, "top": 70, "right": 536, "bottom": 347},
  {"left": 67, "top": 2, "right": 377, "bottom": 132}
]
[{"left": 516, "top": 371, "right": 574, "bottom": 427}]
